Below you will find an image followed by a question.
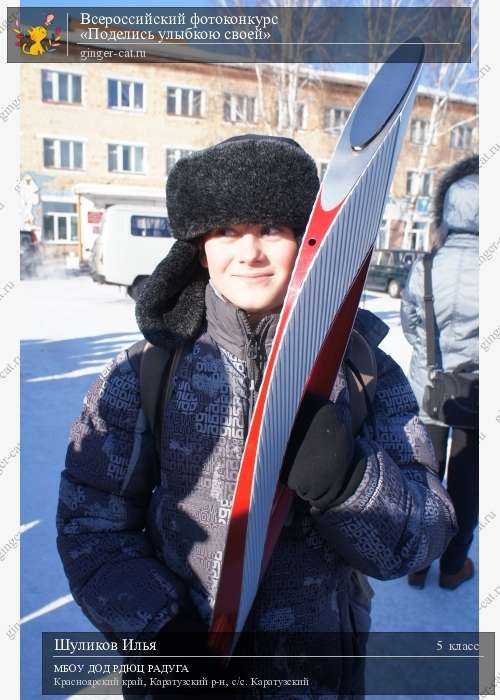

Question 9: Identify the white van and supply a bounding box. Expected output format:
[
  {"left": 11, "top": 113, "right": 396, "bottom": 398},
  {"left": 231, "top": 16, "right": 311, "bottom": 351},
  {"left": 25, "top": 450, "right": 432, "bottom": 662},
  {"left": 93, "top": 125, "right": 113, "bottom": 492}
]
[{"left": 90, "top": 204, "right": 174, "bottom": 299}]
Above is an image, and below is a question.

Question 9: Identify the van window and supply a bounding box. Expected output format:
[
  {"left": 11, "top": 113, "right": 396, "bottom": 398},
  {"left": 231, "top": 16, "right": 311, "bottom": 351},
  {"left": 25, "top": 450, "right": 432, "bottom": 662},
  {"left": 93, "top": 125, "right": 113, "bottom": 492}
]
[{"left": 131, "top": 215, "right": 170, "bottom": 238}]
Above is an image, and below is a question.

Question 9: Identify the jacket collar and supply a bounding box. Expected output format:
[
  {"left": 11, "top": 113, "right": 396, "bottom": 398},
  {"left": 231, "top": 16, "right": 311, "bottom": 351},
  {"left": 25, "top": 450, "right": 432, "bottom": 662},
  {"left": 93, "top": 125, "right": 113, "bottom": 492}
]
[
  {"left": 205, "top": 281, "right": 279, "bottom": 361},
  {"left": 205, "top": 280, "right": 388, "bottom": 359}
]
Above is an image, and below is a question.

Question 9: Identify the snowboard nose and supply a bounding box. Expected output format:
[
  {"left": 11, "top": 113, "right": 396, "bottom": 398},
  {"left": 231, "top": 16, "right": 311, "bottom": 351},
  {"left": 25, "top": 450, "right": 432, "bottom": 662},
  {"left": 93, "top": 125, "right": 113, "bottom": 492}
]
[{"left": 350, "top": 38, "right": 425, "bottom": 151}]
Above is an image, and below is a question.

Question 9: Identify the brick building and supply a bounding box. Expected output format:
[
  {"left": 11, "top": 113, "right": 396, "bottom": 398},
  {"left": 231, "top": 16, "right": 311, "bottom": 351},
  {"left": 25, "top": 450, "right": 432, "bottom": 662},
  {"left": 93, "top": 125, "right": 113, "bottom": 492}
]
[{"left": 19, "top": 61, "right": 478, "bottom": 260}]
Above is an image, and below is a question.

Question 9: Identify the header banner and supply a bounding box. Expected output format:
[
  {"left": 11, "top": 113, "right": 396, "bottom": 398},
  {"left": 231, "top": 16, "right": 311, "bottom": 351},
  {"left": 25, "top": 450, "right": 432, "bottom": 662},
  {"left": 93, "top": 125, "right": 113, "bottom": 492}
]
[{"left": 7, "top": 6, "right": 471, "bottom": 64}]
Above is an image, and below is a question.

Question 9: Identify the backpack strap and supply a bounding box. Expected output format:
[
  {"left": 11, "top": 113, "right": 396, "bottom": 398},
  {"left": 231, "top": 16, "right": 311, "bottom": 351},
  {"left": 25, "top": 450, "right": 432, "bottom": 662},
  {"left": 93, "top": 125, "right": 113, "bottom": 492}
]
[
  {"left": 422, "top": 252, "right": 438, "bottom": 369},
  {"left": 126, "top": 338, "right": 148, "bottom": 376},
  {"left": 344, "top": 329, "right": 378, "bottom": 436},
  {"left": 139, "top": 342, "right": 185, "bottom": 456}
]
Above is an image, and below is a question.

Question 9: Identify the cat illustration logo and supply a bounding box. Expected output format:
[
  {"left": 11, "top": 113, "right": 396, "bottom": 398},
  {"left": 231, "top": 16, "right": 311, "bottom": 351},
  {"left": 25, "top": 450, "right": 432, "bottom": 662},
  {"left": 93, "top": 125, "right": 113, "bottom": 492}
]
[{"left": 13, "top": 13, "right": 62, "bottom": 56}]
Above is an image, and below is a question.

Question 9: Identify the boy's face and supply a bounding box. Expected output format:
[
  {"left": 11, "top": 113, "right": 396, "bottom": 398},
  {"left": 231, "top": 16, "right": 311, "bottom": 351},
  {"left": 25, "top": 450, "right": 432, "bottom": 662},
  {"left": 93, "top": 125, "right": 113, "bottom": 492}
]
[{"left": 200, "top": 223, "right": 298, "bottom": 315}]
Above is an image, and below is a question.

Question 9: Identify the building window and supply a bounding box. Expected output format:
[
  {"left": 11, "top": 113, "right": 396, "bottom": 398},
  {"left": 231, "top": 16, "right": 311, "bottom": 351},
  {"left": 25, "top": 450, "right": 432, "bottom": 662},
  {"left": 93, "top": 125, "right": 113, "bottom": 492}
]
[
  {"left": 277, "top": 101, "right": 306, "bottom": 130},
  {"left": 41, "top": 71, "right": 82, "bottom": 104},
  {"left": 166, "top": 147, "right": 196, "bottom": 175},
  {"left": 376, "top": 218, "right": 390, "bottom": 249},
  {"left": 318, "top": 161, "right": 329, "bottom": 180},
  {"left": 408, "top": 220, "right": 428, "bottom": 251},
  {"left": 166, "top": 87, "right": 202, "bottom": 117},
  {"left": 108, "top": 144, "right": 145, "bottom": 173},
  {"left": 410, "top": 119, "right": 435, "bottom": 145},
  {"left": 223, "top": 93, "right": 256, "bottom": 123},
  {"left": 324, "top": 107, "right": 350, "bottom": 133},
  {"left": 131, "top": 215, "right": 171, "bottom": 238},
  {"left": 43, "top": 138, "right": 83, "bottom": 170},
  {"left": 406, "top": 170, "right": 432, "bottom": 197},
  {"left": 450, "top": 124, "right": 474, "bottom": 149},
  {"left": 42, "top": 202, "right": 78, "bottom": 243},
  {"left": 108, "top": 79, "right": 144, "bottom": 110},
  {"left": 43, "top": 214, "right": 78, "bottom": 242}
]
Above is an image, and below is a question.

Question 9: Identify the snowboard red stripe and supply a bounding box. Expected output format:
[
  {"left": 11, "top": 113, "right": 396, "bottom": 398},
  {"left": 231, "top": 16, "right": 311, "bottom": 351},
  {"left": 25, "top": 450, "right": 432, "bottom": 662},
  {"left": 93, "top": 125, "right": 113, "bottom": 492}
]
[
  {"left": 259, "top": 247, "right": 373, "bottom": 578},
  {"left": 209, "top": 199, "right": 343, "bottom": 650}
]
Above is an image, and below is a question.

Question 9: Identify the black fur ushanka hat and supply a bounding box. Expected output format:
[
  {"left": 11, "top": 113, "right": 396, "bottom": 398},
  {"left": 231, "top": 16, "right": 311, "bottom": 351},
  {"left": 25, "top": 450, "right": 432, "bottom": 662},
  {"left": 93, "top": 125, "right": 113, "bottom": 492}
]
[{"left": 135, "top": 134, "right": 320, "bottom": 351}]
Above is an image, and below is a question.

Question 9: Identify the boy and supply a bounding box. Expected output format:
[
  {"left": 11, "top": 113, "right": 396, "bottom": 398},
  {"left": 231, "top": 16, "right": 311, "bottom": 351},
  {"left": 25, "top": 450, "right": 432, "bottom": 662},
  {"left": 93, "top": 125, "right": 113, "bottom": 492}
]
[{"left": 57, "top": 135, "right": 457, "bottom": 697}]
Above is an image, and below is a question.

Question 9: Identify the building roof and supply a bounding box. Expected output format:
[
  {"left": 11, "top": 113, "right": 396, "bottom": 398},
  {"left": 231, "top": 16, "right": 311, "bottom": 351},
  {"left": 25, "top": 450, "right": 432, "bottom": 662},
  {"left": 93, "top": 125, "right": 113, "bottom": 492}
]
[
  {"left": 246, "top": 63, "right": 478, "bottom": 107},
  {"left": 74, "top": 183, "right": 165, "bottom": 198},
  {"left": 196, "top": 61, "right": 476, "bottom": 106}
]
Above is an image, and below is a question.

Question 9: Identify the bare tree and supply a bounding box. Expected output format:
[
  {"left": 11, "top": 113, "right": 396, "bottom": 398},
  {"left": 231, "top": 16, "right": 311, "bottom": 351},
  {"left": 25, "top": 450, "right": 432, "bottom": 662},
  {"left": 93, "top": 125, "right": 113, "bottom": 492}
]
[
  {"left": 219, "top": 0, "right": 328, "bottom": 139},
  {"left": 358, "top": 0, "right": 477, "bottom": 248},
  {"left": 400, "top": 0, "right": 478, "bottom": 248},
  {"left": 253, "top": 61, "right": 325, "bottom": 139},
  {"left": 364, "top": 0, "right": 429, "bottom": 78}
]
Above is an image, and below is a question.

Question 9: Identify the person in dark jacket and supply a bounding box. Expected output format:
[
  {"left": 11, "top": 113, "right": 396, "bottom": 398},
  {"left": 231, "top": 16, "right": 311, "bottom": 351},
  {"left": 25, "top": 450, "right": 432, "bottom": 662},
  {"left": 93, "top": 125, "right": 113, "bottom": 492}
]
[
  {"left": 401, "top": 155, "right": 478, "bottom": 591},
  {"left": 57, "top": 135, "right": 457, "bottom": 698}
]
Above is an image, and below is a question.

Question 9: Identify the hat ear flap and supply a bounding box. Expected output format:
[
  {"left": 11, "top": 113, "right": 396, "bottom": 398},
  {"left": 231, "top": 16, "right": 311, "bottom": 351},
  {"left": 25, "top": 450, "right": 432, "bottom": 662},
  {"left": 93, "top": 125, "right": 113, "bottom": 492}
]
[{"left": 135, "top": 241, "right": 209, "bottom": 351}]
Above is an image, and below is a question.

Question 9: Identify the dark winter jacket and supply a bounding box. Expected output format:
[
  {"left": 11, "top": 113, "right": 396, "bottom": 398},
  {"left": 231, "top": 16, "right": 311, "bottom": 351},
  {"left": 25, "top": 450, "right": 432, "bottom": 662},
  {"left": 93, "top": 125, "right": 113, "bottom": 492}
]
[
  {"left": 401, "top": 156, "right": 479, "bottom": 425},
  {"left": 56, "top": 283, "right": 457, "bottom": 696}
]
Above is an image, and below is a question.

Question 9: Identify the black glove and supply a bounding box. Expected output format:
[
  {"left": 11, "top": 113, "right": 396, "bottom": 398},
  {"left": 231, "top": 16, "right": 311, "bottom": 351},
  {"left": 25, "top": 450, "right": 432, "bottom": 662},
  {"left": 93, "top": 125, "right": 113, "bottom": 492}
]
[{"left": 281, "top": 393, "right": 367, "bottom": 511}]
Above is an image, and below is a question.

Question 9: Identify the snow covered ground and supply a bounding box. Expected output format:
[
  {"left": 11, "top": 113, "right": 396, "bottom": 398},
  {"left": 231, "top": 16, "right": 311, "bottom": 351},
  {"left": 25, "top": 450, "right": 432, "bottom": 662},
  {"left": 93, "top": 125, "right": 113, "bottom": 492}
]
[{"left": 20, "top": 276, "right": 478, "bottom": 700}]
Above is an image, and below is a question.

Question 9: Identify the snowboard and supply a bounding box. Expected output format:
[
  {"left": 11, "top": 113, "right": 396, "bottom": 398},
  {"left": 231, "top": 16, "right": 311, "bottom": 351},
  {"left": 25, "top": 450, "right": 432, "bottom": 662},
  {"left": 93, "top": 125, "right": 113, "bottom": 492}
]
[{"left": 209, "top": 39, "right": 425, "bottom": 656}]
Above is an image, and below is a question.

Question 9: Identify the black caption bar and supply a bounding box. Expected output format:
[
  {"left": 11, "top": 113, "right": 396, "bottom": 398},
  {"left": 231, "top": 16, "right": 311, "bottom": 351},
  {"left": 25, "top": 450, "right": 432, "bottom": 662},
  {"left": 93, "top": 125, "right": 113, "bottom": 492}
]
[
  {"left": 8, "top": 6, "right": 471, "bottom": 64},
  {"left": 42, "top": 632, "right": 493, "bottom": 695}
]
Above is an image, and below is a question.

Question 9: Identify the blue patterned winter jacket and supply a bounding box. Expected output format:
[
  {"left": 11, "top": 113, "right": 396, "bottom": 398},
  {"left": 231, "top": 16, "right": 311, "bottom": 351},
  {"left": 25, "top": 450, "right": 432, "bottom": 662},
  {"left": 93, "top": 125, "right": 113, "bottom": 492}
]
[{"left": 56, "top": 284, "right": 457, "bottom": 669}]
